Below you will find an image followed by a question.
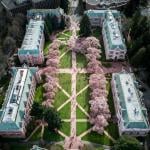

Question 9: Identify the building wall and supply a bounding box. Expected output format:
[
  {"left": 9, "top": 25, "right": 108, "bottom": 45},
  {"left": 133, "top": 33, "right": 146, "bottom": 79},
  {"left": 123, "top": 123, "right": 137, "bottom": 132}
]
[
  {"left": 18, "top": 31, "right": 45, "bottom": 65},
  {"left": 85, "top": 0, "right": 129, "bottom": 10},
  {"left": 88, "top": 16, "right": 104, "bottom": 27},
  {"left": 32, "top": 0, "right": 61, "bottom": 9}
]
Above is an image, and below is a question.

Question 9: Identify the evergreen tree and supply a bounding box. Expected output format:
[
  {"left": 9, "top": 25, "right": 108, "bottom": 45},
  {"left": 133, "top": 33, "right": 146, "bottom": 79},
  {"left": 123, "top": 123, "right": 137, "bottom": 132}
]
[
  {"left": 60, "top": 0, "right": 69, "bottom": 14},
  {"left": 128, "top": 37, "right": 143, "bottom": 57},
  {"left": 52, "top": 15, "right": 59, "bottom": 30},
  {"left": 123, "top": 0, "right": 140, "bottom": 17},
  {"left": 30, "top": 102, "right": 44, "bottom": 120},
  {"left": 60, "top": 15, "right": 65, "bottom": 30},
  {"left": 79, "top": 14, "right": 91, "bottom": 37},
  {"left": 3, "top": 36, "right": 16, "bottom": 55},
  {"left": 144, "top": 45, "right": 150, "bottom": 68},
  {"left": 131, "top": 16, "right": 148, "bottom": 40},
  {"left": 113, "top": 135, "right": 142, "bottom": 150},
  {"left": 130, "top": 47, "right": 146, "bottom": 66},
  {"left": 45, "top": 14, "right": 53, "bottom": 34},
  {"left": 78, "top": 0, "right": 84, "bottom": 15},
  {"left": 43, "top": 107, "right": 62, "bottom": 131}
]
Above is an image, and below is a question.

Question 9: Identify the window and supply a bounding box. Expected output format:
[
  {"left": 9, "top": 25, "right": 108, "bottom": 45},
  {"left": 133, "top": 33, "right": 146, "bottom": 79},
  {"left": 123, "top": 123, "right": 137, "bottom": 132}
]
[
  {"left": 110, "top": 51, "right": 114, "bottom": 54},
  {"left": 120, "top": 55, "right": 124, "bottom": 58}
]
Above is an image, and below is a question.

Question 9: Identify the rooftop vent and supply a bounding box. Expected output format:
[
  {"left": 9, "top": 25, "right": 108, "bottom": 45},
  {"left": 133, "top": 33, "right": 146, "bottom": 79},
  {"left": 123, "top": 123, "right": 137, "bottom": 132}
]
[
  {"left": 8, "top": 107, "right": 13, "bottom": 115},
  {"left": 126, "top": 81, "right": 129, "bottom": 85},
  {"left": 127, "top": 97, "right": 131, "bottom": 102},
  {"left": 128, "top": 88, "right": 131, "bottom": 93}
]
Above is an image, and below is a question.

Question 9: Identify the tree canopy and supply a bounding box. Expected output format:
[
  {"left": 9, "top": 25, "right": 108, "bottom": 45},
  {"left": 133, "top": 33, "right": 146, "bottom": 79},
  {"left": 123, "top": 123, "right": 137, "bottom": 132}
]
[
  {"left": 60, "top": 0, "right": 69, "bottom": 14},
  {"left": 30, "top": 102, "right": 62, "bottom": 132},
  {"left": 79, "top": 14, "right": 92, "bottom": 37}
]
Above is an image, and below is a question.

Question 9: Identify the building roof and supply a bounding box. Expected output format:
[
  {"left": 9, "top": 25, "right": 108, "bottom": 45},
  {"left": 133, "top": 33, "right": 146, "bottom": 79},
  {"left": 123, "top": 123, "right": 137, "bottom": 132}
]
[
  {"left": 103, "top": 10, "right": 126, "bottom": 51},
  {"left": 112, "top": 72, "right": 149, "bottom": 129},
  {"left": 0, "top": 66, "right": 38, "bottom": 132},
  {"left": 18, "top": 19, "right": 44, "bottom": 55},
  {"left": 84, "top": 9, "right": 120, "bottom": 18},
  {"left": 1, "top": 0, "right": 28, "bottom": 10},
  {"left": 86, "top": 0, "right": 129, "bottom": 5},
  {"left": 27, "top": 8, "right": 63, "bottom": 19},
  {"left": 31, "top": 0, "right": 46, "bottom": 3}
]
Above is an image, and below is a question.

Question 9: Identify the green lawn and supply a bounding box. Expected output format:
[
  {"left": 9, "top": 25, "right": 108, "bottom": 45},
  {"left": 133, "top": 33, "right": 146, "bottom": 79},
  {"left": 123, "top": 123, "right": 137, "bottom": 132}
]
[
  {"left": 57, "top": 31, "right": 72, "bottom": 40},
  {"left": 76, "top": 53, "right": 87, "bottom": 68},
  {"left": 76, "top": 107, "right": 88, "bottom": 119},
  {"left": 59, "top": 44, "right": 69, "bottom": 55},
  {"left": 59, "top": 51, "right": 72, "bottom": 68},
  {"left": 30, "top": 127, "right": 42, "bottom": 141},
  {"left": 106, "top": 122, "right": 119, "bottom": 139},
  {"left": 82, "top": 131, "right": 113, "bottom": 145},
  {"left": 106, "top": 80, "right": 119, "bottom": 140},
  {"left": 59, "top": 74, "right": 71, "bottom": 95},
  {"left": 60, "top": 122, "right": 70, "bottom": 136},
  {"left": 63, "top": 30, "right": 72, "bottom": 36},
  {"left": 76, "top": 74, "right": 89, "bottom": 93},
  {"left": 76, "top": 122, "right": 91, "bottom": 136},
  {"left": 107, "top": 79, "right": 116, "bottom": 116},
  {"left": 58, "top": 102, "right": 71, "bottom": 119},
  {"left": 44, "top": 40, "right": 51, "bottom": 55},
  {"left": 77, "top": 89, "right": 90, "bottom": 113},
  {"left": 34, "top": 84, "right": 44, "bottom": 104},
  {"left": 54, "top": 89, "right": 68, "bottom": 108}
]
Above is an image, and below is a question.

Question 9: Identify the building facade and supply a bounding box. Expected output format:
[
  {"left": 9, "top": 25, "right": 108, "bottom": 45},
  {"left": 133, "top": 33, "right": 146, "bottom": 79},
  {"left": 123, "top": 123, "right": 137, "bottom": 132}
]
[
  {"left": 18, "top": 19, "right": 45, "bottom": 65},
  {"left": 111, "top": 72, "right": 150, "bottom": 136},
  {"left": 27, "top": 8, "right": 64, "bottom": 24},
  {"left": 102, "top": 10, "right": 126, "bottom": 60},
  {"left": 1, "top": 0, "right": 32, "bottom": 14},
  {"left": 84, "top": 9, "right": 121, "bottom": 27},
  {"left": 1, "top": 0, "right": 61, "bottom": 14},
  {"left": 32, "top": 0, "right": 60, "bottom": 9},
  {"left": 0, "top": 65, "right": 38, "bottom": 138},
  {"left": 84, "top": 0, "right": 129, "bottom": 9}
]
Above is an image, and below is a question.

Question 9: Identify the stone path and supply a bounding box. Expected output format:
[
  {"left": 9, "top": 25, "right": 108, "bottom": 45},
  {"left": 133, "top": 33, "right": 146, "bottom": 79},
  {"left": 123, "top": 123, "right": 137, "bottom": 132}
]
[{"left": 70, "top": 50, "right": 77, "bottom": 137}]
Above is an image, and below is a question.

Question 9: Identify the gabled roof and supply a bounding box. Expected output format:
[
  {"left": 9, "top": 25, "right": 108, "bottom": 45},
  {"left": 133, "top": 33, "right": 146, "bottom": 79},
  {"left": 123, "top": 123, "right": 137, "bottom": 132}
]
[{"left": 84, "top": 9, "right": 120, "bottom": 18}]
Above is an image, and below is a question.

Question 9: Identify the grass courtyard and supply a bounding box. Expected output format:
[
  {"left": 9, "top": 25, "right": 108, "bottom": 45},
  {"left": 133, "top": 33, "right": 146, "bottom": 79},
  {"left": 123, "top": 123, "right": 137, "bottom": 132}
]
[{"left": 27, "top": 29, "right": 118, "bottom": 147}]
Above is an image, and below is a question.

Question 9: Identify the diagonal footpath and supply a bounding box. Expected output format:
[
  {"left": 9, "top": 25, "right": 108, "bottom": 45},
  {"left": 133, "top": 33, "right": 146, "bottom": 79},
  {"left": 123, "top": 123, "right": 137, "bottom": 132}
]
[
  {"left": 56, "top": 83, "right": 70, "bottom": 98},
  {"left": 57, "top": 99, "right": 71, "bottom": 111},
  {"left": 77, "top": 104, "right": 90, "bottom": 118},
  {"left": 79, "top": 128, "right": 92, "bottom": 138},
  {"left": 59, "top": 50, "right": 70, "bottom": 59},
  {"left": 76, "top": 85, "right": 89, "bottom": 97}
]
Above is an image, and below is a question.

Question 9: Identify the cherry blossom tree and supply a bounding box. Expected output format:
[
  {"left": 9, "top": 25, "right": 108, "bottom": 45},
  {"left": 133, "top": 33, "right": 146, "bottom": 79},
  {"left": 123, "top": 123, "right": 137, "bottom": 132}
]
[{"left": 82, "top": 36, "right": 100, "bottom": 50}]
